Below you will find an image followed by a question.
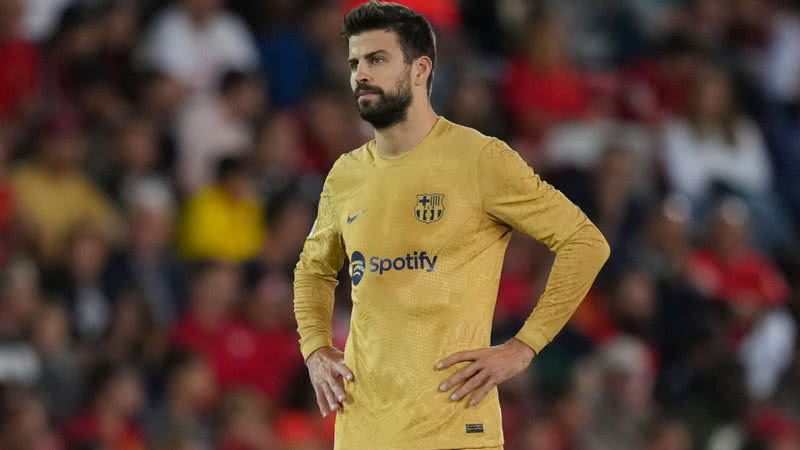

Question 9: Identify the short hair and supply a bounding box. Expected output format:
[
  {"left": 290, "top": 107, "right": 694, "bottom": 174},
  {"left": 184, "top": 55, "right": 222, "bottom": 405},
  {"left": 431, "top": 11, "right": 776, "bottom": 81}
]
[
  {"left": 218, "top": 69, "right": 256, "bottom": 95},
  {"left": 215, "top": 155, "right": 247, "bottom": 182},
  {"left": 342, "top": 1, "right": 437, "bottom": 94}
]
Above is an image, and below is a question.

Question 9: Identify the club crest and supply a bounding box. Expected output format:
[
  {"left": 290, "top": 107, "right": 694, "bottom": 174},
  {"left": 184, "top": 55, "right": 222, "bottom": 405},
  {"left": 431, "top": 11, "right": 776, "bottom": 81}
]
[{"left": 414, "top": 193, "right": 445, "bottom": 224}]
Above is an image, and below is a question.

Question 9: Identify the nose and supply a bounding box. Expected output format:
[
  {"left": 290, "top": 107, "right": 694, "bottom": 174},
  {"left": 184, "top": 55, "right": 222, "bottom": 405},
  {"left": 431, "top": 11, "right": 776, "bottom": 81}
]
[{"left": 354, "top": 61, "right": 371, "bottom": 84}]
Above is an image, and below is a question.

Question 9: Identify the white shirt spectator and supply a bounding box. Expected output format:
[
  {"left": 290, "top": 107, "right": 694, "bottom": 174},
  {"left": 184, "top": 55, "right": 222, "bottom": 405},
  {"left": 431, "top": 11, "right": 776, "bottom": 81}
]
[
  {"left": 662, "top": 119, "right": 773, "bottom": 200},
  {"left": 763, "top": 12, "right": 800, "bottom": 103},
  {"left": 739, "top": 308, "right": 796, "bottom": 401},
  {"left": 137, "top": 5, "right": 259, "bottom": 94},
  {"left": 176, "top": 97, "right": 252, "bottom": 192},
  {"left": 22, "top": 0, "right": 72, "bottom": 42}
]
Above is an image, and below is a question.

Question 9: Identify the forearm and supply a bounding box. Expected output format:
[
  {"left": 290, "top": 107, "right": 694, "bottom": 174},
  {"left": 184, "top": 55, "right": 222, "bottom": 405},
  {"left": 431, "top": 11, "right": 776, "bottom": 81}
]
[
  {"left": 294, "top": 271, "right": 339, "bottom": 361},
  {"left": 514, "top": 223, "right": 610, "bottom": 354}
]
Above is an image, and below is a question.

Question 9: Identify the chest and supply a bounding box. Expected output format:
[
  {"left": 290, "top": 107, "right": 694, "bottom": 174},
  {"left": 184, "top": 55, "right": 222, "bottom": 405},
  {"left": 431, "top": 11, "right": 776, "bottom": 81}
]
[{"left": 338, "top": 162, "right": 483, "bottom": 254}]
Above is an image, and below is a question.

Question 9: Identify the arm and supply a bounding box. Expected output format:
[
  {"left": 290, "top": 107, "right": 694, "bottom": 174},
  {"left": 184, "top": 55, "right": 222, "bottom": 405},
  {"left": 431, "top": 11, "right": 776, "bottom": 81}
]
[
  {"left": 477, "top": 139, "right": 610, "bottom": 355},
  {"left": 293, "top": 174, "right": 346, "bottom": 361},
  {"left": 293, "top": 171, "right": 354, "bottom": 418},
  {"left": 436, "top": 139, "right": 610, "bottom": 406}
]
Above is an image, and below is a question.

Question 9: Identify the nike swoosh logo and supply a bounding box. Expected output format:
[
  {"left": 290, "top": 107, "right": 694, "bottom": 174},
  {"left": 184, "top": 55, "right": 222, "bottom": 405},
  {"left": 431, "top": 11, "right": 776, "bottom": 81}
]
[{"left": 346, "top": 210, "right": 367, "bottom": 224}]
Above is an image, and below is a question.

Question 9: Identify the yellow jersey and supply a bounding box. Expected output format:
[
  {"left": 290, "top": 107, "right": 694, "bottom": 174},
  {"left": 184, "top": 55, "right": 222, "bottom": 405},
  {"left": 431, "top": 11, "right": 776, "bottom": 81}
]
[{"left": 294, "top": 117, "right": 610, "bottom": 450}]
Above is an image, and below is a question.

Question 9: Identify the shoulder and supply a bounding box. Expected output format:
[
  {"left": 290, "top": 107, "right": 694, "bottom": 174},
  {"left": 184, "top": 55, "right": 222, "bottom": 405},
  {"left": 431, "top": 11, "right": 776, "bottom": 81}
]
[
  {"left": 439, "top": 118, "right": 497, "bottom": 158},
  {"left": 320, "top": 141, "right": 372, "bottom": 193}
]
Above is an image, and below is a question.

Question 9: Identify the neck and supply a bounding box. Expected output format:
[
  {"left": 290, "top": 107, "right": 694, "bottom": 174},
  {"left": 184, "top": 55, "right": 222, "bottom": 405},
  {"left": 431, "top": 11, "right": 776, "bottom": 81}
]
[{"left": 374, "top": 100, "right": 438, "bottom": 157}]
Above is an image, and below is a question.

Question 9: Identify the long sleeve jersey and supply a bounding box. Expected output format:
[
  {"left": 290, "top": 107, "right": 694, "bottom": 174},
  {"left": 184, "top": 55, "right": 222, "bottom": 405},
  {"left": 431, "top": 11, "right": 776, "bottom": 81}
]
[{"left": 294, "top": 117, "right": 610, "bottom": 450}]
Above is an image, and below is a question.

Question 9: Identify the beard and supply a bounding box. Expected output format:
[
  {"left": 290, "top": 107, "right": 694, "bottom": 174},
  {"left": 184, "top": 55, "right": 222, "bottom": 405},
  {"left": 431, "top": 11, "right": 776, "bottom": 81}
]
[{"left": 354, "top": 71, "right": 413, "bottom": 130}]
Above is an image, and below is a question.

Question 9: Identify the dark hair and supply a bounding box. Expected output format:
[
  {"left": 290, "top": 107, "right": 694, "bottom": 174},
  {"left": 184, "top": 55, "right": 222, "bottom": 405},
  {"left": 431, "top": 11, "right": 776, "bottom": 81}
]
[
  {"left": 342, "top": 1, "right": 437, "bottom": 94},
  {"left": 163, "top": 349, "right": 205, "bottom": 383},
  {"left": 218, "top": 69, "right": 256, "bottom": 95},
  {"left": 215, "top": 155, "right": 247, "bottom": 181}
]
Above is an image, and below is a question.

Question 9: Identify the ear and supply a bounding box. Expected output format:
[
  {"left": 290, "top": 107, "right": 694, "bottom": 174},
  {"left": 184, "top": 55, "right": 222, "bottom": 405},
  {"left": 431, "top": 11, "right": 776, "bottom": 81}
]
[{"left": 413, "top": 56, "right": 433, "bottom": 88}]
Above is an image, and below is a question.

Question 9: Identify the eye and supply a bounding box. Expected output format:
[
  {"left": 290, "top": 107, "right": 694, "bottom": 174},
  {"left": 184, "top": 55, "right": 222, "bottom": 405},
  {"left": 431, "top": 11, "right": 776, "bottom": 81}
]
[
  {"left": 349, "top": 61, "right": 358, "bottom": 71},
  {"left": 370, "top": 56, "right": 385, "bottom": 65}
]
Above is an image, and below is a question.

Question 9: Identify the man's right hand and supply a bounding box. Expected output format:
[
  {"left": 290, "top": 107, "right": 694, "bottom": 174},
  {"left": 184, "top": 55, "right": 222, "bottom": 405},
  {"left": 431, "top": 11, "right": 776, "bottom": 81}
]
[{"left": 306, "top": 346, "right": 354, "bottom": 417}]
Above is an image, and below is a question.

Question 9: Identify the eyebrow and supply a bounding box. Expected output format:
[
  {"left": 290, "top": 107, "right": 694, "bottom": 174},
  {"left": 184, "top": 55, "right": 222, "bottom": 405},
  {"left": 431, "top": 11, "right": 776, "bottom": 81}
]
[{"left": 348, "top": 50, "right": 389, "bottom": 66}]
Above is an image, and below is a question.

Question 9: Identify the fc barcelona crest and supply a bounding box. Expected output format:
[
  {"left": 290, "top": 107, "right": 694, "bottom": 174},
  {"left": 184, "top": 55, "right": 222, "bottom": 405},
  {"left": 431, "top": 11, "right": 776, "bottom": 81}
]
[{"left": 415, "top": 193, "right": 445, "bottom": 223}]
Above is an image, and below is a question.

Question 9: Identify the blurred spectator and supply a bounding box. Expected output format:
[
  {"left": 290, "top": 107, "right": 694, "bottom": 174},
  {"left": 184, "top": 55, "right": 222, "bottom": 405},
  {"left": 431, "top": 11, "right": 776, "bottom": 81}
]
[
  {"left": 501, "top": 11, "right": 588, "bottom": 151},
  {"left": 0, "top": 387, "right": 62, "bottom": 450},
  {"left": 687, "top": 200, "right": 794, "bottom": 401},
  {"left": 662, "top": 66, "right": 791, "bottom": 251},
  {"left": 100, "top": 293, "right": 163, "bottom": 371},
  {"left": 579, "top": 336, "right": 656, "bottom": 450},
  {"left": 551, "top": 144, "right": 646, "bottom": 262},
  {"left": 62, "top": 362, "right": 146, "bottom": 450},
  {"left": 148, "top": 350, "right": 216, "bottom": 450},
  {"left": 43, "top": 227, "right": 112, "bottom": 343},
  {"left": 644, "top": 417, "right": 692, "bottom": 450},
  {"left": 101, "top": 118, "right": 163, "bottom": 204},
  {"left": 237, "top": 274, "right": 304, "bottom": 401},
  {"left": 0, "top": 0, "right": 41, "bottom": 141},
  {"left": 252, "top": 113, "right": 321, "bottom": 205},
  {"left": 246, "top": 196, "right": 314, "bottom": 283},
  {"left": 10, "top": 114, "right": 121, "bottom": 266},
  {"left": 762, "top": 1, "right": 800, "bottom": 104},
  {"left": 303, "top": 88, "right": 366, "bottom": 172},
  {"left": 217, "top": 390, "right": 277, "bottom": 450},
  {"left": 663, "top": 67, "right": 772, "bottom": 202},
  {"left": 176, "top": 70, "right": 264, "bottom": 193},
  {"left": 446, "top": 74, "right": 507, "bottom": 138},
  {"left": 137, "top": 0, "right": 260, "bottom": 94},
  {"left": 0, "top": 259, "right": 42, "bottom": 385},
  {"left": 634, "top": 195, "right": 693, "bottom": 282},
  {"left": 257, "top": 0, "right": 341, "bottom": 109},
  {"left": 105, "top": 177, "right": 185, "bottom": 326},
  {"left": 30, "top": 302, "right": 80, "bottom": 422},
  {"left": 620, "top": 33, "right": 704, "bottom": 125},
  {"left": 22, "top": 0, "right": 72, "bottom": 42},
  {"left": 0, "top": 129, "right": 16, "bottom": 266},
  {"left": 171, "top": 261, "right": 250, "bottom": 392},
  {"left": 178, "top": 157, "right": 265, "bottom": 263},
  {"left": 686, "top": 199, "right": 789, "bottom": 309}
]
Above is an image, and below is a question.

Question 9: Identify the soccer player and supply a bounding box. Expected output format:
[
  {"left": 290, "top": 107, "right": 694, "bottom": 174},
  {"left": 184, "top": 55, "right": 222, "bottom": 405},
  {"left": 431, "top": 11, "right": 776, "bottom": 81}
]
[{"left": 293, "top": 2, "right": 610, "bottom": 449}]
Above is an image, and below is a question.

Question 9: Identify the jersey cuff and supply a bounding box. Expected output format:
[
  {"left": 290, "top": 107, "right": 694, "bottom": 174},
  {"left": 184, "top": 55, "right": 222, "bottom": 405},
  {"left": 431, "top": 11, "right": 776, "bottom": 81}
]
[
  {"left": 300, "top": 334, "right": 334, "bottom": 361},
  {"left": 514, "top": 327, "right": 550, "bottom": 355}
]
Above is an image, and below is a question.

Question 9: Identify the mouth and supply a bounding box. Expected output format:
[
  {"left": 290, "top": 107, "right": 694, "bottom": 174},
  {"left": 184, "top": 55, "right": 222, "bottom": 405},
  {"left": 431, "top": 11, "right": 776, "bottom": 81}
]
[{"left": 356, "top": 89, "right": 381, "bottom": 99}]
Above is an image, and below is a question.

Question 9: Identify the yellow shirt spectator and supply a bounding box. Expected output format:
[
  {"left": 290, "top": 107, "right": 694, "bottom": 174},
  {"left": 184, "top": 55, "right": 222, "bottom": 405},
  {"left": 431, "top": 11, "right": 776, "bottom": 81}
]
[
  {"left": 179, "top": 183, "right": 266, "bottom": 263},
  {"left": 11, "top": 164, "right": 120, "bottom": 265}
]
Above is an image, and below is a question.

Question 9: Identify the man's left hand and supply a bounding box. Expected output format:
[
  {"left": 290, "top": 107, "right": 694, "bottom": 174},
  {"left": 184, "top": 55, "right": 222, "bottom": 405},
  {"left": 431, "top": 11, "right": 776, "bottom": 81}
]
[{"left": 435, "top": 338, "right": 535, "bottom": 407}]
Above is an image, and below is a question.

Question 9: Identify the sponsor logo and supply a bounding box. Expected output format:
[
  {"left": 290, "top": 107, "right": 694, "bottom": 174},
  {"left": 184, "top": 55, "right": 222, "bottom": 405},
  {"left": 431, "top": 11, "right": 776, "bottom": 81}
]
[
  {"left": 349, "top": 250, "right": 438, "bottom": 285},
  {"left": 350, "top": 251, "right": 366, "bottom": 285}
]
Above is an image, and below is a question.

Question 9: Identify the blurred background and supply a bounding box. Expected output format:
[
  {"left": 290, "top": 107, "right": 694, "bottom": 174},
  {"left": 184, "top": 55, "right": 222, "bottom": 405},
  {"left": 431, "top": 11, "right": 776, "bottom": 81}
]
[{"left": 0, "top": 0, "right": 800, "bottom": 449}]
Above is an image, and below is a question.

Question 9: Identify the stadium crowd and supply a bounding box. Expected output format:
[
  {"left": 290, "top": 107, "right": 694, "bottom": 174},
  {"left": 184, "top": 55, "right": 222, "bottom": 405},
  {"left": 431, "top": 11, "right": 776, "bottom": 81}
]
[{"left": 1, "top": 0, "right": 800, "bottom": 448}]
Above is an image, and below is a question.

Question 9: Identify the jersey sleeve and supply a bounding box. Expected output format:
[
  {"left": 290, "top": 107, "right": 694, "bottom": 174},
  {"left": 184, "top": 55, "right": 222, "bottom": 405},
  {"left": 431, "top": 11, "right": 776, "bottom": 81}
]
[
  {"left": 477, "top": 139, "right": 611, "bottom": 355},
  {"left": 293, "top": 171, "right": 346, "bottom": 361}
]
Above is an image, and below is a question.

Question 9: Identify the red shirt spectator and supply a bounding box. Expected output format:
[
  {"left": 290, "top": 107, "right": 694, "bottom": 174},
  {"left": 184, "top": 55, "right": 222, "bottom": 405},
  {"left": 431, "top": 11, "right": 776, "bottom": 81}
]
[
  {"left": 687, "top": 248, "right": 790, "bottom": 306},
  {"left": 503, "top": 57, "right": 588, "bottom": 127},
  {"left": 0, "top": 39, "right": 39, "bottom": 122},
  {"left": 0, "top": 0, "right": 40, "bottom": 124}
]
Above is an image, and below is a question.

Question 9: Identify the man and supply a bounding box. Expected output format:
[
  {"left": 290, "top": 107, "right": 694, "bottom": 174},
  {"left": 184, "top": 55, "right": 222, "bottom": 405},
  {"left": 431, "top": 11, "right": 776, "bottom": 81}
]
[{"left": 293, "top": 2, "right": 610, "bottom": 449}]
